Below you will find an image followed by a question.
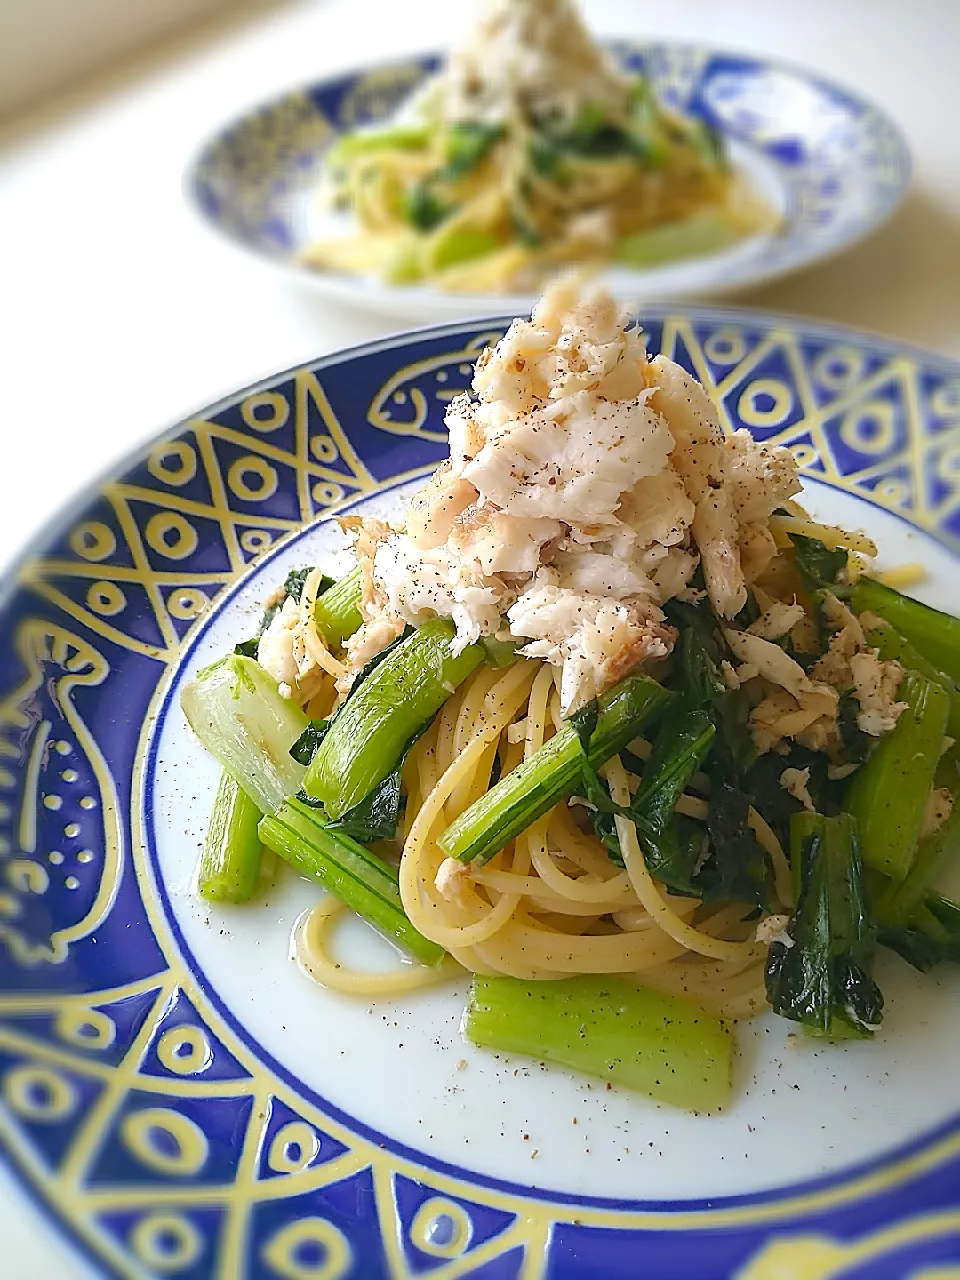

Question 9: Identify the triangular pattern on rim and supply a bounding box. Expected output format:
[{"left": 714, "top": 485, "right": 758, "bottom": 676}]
[
  {"left": 137, "top": 986, "right": 253, "bottom": 1084},
  {"left": 255, "top": 1094, "right": 349, "bottom": 1182}
]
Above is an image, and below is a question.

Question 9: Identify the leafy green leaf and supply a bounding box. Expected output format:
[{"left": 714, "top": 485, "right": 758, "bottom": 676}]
[
  {"left": 765, "top": 812, "right": 883, "bottom": 1037},
  {"left": 789, "top": 534, "right": 848, "bottom": 594},
  {"left": 405, "top": 182, "right": 450, "bottom": 230},
  {"left": 234, "top": 638, "right": 260, "bottom": 659},
  {"left": 702, "top": 780, "right": 771, "bottom": 908},
  {"left": 528, "top": 137, "right": 562, "bottom": 177},
  {"left": 561, "top": 102, "right": 631, "bottom": 156},
  {"left": 442, "top": 122, "right": 502, "bottom": 178},
  {"left": 290, "top": 719, "right": 331, "bottom": 766},
  {"left": 837, "top": 692, "right": 872, "bottom": 766},
  {"left": 665, "top": 603, "right": 754, "bottom": 779},
  {"left": 569, "top": 699, "right": 600, "bottom": 754},
  {"left": 328, "top": 768, "right": 404, "bottom": 842}
]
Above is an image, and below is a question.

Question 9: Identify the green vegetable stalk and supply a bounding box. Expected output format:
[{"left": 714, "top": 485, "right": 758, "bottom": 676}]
[
  {"left": 866, "top": 623, "right": 960, "bottom": 744},
  {"left": 314, "top": 565, "right": 363, "bottom": 650},
  {"left": 303, "top": 618, "right": 484, "bottom": 818},
  {"left": 765, "top": 812, "right": 883, "bottom": 1038},
  {"left": 464, "top": 974, "right": 733, "bottom": 1112},
  {"left": 852, "top": 578, "right": 960, "bottom": 685},
  {"left": 845, "top": 671, "right": 949, "bottom": 880},
  {"left": 873, "top": 793, "right": 960, "bottom": 930},
  {"left": 439, "top": 675, "right": 670, "bottom": 867},
  {"left": 180, "top": 654, "right": 308, "bottom": 815},
  {"left": 878, "top": 892, "right": 960, "bottom": 972},
  {"left": 259, "top": 798, "right": 445, "bottom": 967},
  {"left": 197, "top": 772, "right": 263, "bottom": 903},
  {"left": 615, "top": 214, "right": 735, "bottom": 268}
]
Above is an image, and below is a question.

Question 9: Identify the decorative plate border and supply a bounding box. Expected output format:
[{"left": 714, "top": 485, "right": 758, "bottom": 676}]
[{"left": 0, "top": 308, "right": 958, "bottom": 1279}]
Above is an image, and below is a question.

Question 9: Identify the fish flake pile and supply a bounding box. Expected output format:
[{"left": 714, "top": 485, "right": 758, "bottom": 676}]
[{"left": 342, "top": 278, "right": 802, "bottom": 711}]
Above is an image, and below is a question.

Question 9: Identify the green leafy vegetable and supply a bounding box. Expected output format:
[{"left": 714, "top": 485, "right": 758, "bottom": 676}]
[
  {"left": 836, "top": 692, "right": 872, "bottom": 767},
  {"left": 180, "top": 654, "right": 308, "bottom": 814},
  {"left": 866, "top": 623, "right": 960, "bottom": 745},
  {"left": 314, "top": 565, "right": 363, "bottom": 650},
  {"left": 440, "top": 675, "right": 670, "bottom": 866},
  {"left": 327, "top": 125, "right": 430, "bottom": 164},
  {"left": 304, "top": 619, "right": 484, "bottom": 818},
  {"left": 765, "top": 812, "right": 883, "bottom": 1038},
  {"left": 481, "top": 635, "right": 520, "bottom": 669},
  {"left": 614, "top": 214, "right": 736, "bottom": 268},
  {"left": 290, "top": 719, "right": 331, "bottom": 767},
  {"left": 702, "top": 780, "right": 771, "bottom": 908},
  {"left": 666, "top": 603, "right": 753, "bottom": 778},
  {"left": 872, "top": 794, "right": 960, "bottom": 928},
  {"left": 428, "top": 227, "right": 501, "bottom": 272},
  {"left": 405, "top": 181, "right": 451, "bottom": 231},
  {"left": 328, "top": 768, "right": 404, "bottom": 843},
  {"left": 528, "top": 137, "right": 563, "bottom": 177},
  {"left": 197, "top": 772, "right": 263, "bottom": 903},
  {"left": 878, "top": 893, "right": 960, "bottom": 972},
  {"left": 442, "top": 121, "right": 502, "bottom": 178},
  {"left": 629, "top": 707, "right": 716, "bottom": 889},
  {"left": 789, "top": 534, "right": 848, "bottom": 594}
]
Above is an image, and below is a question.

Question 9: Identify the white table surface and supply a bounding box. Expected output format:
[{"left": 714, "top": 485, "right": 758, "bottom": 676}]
[{"left": 1, "top": 1, "right": 959, "bottom": 1274}]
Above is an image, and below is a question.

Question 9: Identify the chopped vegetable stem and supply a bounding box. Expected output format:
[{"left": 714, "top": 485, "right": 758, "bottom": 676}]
[
  {"left": 866, "top": 624, "right": 960, "bottom": 743},
  {"left": 852, "top": 579, "right": 960, "bottom": 684},
  {"left": 464, "top": 974, "right": 733, "bottom": 1111},
  {"left": 304, "top": 618, "right": 485, "bottom": 818},
  {"left": 180, "top": 654, "right": 308, "bottom": 815},
  {"left": 765, "top": 811, "right": 882, "bottom": 1038},
  {"left": 197, "top": 772, "right": 263, "bottom": 903},
  {"left": 440, "top": 675, "right": 670, "bottom": 866},
  {"left": 845, "top": 671, "right": 950, "bottom": 880},
  {"left": 259, "top": 798, "right": 445, "bottom": 967},
  {"left": 314, "top": 565, "right": 363, "bottom": 650}
]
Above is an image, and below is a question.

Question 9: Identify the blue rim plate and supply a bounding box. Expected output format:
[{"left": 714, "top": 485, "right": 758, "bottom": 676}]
[
  {"left": 187, "top": 42, "right": 911, "bottom": 322},
  {"left": 2, "top": 307, "right": 959, "bottom": 1279}
]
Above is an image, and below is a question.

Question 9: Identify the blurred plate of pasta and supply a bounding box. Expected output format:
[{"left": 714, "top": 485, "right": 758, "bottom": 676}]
[{"left": 188, "top": 21, "right": 910, "bottom": 321}]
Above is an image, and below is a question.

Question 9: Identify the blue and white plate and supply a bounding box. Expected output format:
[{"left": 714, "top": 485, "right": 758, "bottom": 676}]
[
  {"left": 188, "top": 43, "right": 910, "bottom": 321},
  {"left": 2, "top": 309, "right": 960, "bottom": 1278}
]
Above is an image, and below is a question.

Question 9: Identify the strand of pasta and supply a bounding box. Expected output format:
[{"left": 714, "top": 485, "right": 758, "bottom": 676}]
[
  {"left": 611, "top": 898, "right": 700, "bottom": 931},
  {"left": 300, "top": 568, "right": 348, "bottom": 678},
  {"left": 747, "top": 805, "right": 794, "bottom": 908},
  {"left": 769, "top": 514, "right": 878, "bottom": 557},
  {"left": 459, "top": 912, "right": 688, "bottom": 974},
  {"left": 528, "top": 837, "right": 633, "bottom": 904},
  {"left": 294, "top": 899, "right": 459, "bottom": 996},
  {"left": 548, "top": 804, "right": 625, "bottom": 877},
  {"left": 516, "top": 665, "right": 557, "bottom": 881},
  {"left": 638, "top": 958, "right": 769, "bottom": 1019},
  {"left": 448, "top": 664, "right": 505, "bottom": 816},
  {"left": 399, "top": 665, "right": 537, "bottom": 949}
]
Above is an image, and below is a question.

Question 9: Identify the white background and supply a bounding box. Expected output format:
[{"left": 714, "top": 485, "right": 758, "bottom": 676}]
[{"left": 1, "top": 1, "right": 960, "bottom": 1275}]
